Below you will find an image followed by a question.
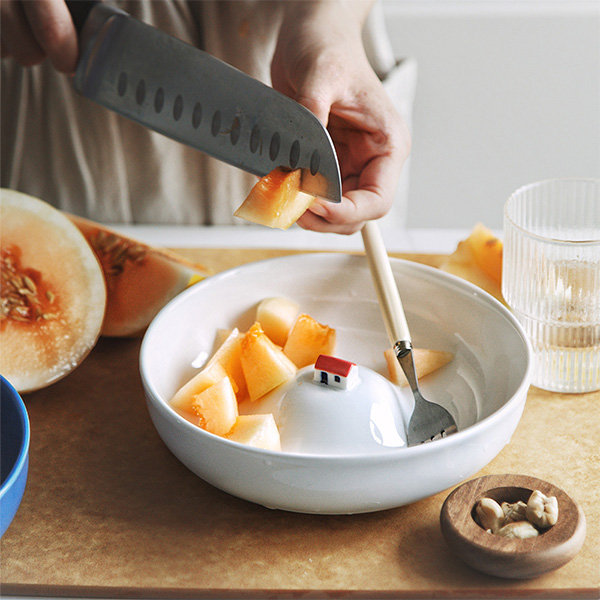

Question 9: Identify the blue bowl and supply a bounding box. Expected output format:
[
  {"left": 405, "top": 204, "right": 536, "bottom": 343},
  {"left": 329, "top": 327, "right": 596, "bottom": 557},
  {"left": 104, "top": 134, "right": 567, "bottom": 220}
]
[{"left": 1, "top": 375, "right": 30, "bottom": 537}]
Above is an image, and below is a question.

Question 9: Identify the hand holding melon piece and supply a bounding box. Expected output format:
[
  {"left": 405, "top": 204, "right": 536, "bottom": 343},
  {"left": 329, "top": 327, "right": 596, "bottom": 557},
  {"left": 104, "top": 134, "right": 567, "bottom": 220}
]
[
  {"left": 384, "top": 347, "right": 454, "bottom": 386},
  {"left": 440, "top": 223, "right": 504, "bottom": 303},
  {"left": 283, "top": 314, "right": 336, "bottom": 368},
  {"left": 190, "top": 376, "right": 239, "bottom": 435},
  {"left": 0, "top": 189, "right": 106, "bottom": 393},
  {"left": 234, "top": 168, "right": 315, "bottom": 229},
  {"left": 70, "top": 215, "right": 210, "bottom": 337},
  {"left": 255, "top": 296, "right": 300, "bottom": 346},
  {"left": 225, "top": 414, "right": 281, "bottom": 451},
  {"left": 240, "top": 322, "right": 297, "bottom": 401}
]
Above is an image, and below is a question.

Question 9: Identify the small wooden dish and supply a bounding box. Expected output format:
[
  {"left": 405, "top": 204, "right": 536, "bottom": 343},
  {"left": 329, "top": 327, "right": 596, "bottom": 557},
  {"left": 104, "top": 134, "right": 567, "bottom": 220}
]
[{"left": 440, "top": 474, "right": 586, "bottom": 579}]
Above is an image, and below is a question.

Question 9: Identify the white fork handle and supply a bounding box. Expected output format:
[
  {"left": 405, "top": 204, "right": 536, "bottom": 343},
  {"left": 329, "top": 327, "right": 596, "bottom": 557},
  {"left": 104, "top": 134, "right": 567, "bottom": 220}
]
[{"left": 361, "top": 220, "right": 411, "bottom": 346}]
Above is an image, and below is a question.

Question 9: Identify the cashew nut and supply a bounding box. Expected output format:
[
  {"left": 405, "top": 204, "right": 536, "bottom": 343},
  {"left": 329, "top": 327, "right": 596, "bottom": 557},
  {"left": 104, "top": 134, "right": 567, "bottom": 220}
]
[
  {"left": 496, "top": 521, "right": 539, "bottom": 539},
  {"left": 501, "top": 500, "right": 528, "bottom": 523},
  {"left": 526, "top": 490, "right": 559, "bottom": 528},
  {"left": 475, "top": 497, "right": 505, "bottom": 533}
]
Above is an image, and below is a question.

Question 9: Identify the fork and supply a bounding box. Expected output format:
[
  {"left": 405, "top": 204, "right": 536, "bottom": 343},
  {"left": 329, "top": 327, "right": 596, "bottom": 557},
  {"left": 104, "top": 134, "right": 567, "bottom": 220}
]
[{"left": 361, "top": 221, "right": 458, "bottom": 445}]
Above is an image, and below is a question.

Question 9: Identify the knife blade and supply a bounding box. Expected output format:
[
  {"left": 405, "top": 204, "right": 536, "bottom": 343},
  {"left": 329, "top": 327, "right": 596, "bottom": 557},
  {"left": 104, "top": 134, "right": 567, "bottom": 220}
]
[{"left": 67, "top": 1, "right": 342, "bottom": 202}]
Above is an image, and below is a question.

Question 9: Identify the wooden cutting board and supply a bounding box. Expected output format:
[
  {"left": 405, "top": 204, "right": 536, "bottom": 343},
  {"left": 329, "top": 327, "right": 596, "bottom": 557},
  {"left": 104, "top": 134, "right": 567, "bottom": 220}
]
[{"left": 1, "top": 249, "right": 598, "bottom": 598}]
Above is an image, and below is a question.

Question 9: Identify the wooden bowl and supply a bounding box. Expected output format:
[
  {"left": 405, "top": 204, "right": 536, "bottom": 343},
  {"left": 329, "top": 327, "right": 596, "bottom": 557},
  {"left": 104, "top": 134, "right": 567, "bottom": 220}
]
[{"left": 440, "top": 474, "right": 586, "bottom": 579}]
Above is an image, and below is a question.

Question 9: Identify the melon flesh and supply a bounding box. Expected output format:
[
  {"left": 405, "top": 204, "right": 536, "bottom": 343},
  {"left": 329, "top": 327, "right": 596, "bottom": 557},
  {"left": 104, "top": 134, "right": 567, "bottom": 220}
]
[
  {"left": 255, "top": 296, "right": 300, "bottom": 346},
  {"left": 466, "top": 223, "right": 503, "bottom": 286},
  {"left": 170, "top": 361, "right": 231, "bottom": 416},
  {"left": 234, "top": 168, "right": 315, "bottom": 230},
  {"left": 440, "top": 224, "right": 504, "bottom": 303},
  {"left": 204, "top": 328, "right": 247, "bottom": 401},
  {"left": 190, "top": 376, "right": 239, "bottom": 435},
  {"left": 225, "top": 414, "right": 281, "bottom": 451},
  {"left": 240, "top": 322, "right": 297, "bottom": 401},
  {"left": 69, "top": 215, "right": 210, "bottom": 337},
  {"left": 384, "top": 347, "right": 454, "bottom": 386},
  {"left": 283, "top": 314, "right": 336, "bottom": 368},
  {"left": 0, "top": 189, "right": 106, "bottom": 392}
]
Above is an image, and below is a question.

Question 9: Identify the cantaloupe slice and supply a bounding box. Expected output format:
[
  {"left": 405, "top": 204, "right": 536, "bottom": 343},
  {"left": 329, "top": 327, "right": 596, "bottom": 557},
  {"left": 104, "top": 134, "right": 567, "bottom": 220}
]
[
  {"left": 190, "top": 376, "right": 239, "bottom": 435},
  {"left": 240, "top": 322, "right": 297, "bottom": 401},
  {"left": 0, "top": 189, "right": 107, "bottom": 392},
  {"left": 384, "top": 347, "right": 454, "bottom": 386},
  {"left": 225, "top": 414, "right": 281, "bottom": 451},
  {"left": 70, "top": 215, "right": 210, "bottom": 337},
  {"left": 255, "top": 296, "right": 300, "bottom": 346},
  {"left": 440, "top": 224, "right": 504, "bottom": 303},
  {"left": 467, "top": 223, "right": 503, "bottom": 286},
  {"left": 170, "top": 361, "right": 232, "bottom": 416},
  {"left": 283, "top": 314, "right": 336, "bottom": 368},
  {"left": 234, "top": 168, "right": 315, "bottom": 229},
  {"left": 204, "top": 328, "right": 247, "bottom": 401}
]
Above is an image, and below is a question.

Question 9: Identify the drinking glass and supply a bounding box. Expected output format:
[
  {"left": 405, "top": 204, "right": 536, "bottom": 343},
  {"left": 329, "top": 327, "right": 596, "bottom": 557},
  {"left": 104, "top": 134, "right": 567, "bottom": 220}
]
[{"left": 502, "top": 179, "right": 600, "bottom": 393}]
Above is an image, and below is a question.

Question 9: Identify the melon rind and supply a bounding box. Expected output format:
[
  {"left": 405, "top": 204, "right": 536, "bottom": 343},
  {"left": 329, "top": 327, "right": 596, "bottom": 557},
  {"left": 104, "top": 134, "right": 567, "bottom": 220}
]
[
  {"left": 69, "top": 215, "right": 210, "bottom": 337},
  {"left": 1, "top": 189, "right": 107, "bottom": 392}
]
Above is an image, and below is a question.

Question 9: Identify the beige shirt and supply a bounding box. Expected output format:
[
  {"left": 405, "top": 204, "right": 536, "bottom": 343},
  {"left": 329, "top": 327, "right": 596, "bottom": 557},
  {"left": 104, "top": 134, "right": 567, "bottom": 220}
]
[{"left": 1, "top": 1, "right": 284, "bottom": 224}]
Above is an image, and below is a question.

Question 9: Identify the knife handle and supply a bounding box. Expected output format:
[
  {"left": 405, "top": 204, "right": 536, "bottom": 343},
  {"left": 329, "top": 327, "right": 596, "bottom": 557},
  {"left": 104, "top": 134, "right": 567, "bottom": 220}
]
[
  {"left": 361, "top": 220, "right": 411, "bottom": 346},
  {"left": 66, "top": 0, "right": 99, "bottom": 34}
]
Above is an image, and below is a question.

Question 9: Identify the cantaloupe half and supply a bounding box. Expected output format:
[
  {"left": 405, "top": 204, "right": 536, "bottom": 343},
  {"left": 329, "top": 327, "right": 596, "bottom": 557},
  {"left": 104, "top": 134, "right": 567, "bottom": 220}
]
[
  {"left": 0, "top": 189, "right": 106, "bottom": 392},
  {"left": 283, "top": 314, "right": 336, "bottom": 368},
  {"left": 234, "top": 168, "right": 315, "bottom": 229},
  {"left": 440, "top": 223, "right": 504, "bottom": 303},
  {"left": 69, "top": 215, "right": 210, "bottom": 337},
  {"left": 240, "top": 322, "right": 297, "bottom": 401},
  {"left": 384, "top": 347, "right": 454, "bottom": 386}
]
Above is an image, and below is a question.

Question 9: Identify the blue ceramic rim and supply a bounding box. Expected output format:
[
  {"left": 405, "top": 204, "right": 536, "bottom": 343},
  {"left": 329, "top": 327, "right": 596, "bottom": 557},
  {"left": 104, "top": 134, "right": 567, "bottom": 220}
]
[{"left": 0, "top": 375, "right": 30, "bottom": 501}]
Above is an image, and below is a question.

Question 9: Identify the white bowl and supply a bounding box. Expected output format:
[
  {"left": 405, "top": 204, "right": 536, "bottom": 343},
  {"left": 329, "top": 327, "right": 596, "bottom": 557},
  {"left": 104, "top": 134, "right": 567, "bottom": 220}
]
[{"left": 140, "top": 253, "right": 532, "bottom": 514}]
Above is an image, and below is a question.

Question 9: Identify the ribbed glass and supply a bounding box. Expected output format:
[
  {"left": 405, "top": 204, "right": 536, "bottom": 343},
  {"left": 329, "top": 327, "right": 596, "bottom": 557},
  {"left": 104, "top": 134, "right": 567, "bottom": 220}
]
[{"left": 502, "top": 179, "right": 600, "bottom": 393}]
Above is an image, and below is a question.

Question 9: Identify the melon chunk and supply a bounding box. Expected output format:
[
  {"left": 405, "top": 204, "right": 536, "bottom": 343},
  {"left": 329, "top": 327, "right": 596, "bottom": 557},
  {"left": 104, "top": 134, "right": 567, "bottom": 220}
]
[
  {"left": 204, "top": 328, "right": 247, "bottom": 401},
  {"left": 283, "top": 314, "right": 336, "bottom": 368},
  {"left": 240, "top": 322, "right": 297, "bottom": 401},
  {"left": 225, "top": 414, "right": 281, "bottom": 451},
  {"left": 467, "top": 223, "right": 503, "bottom": 286},
  {"left": 234, "top": 168, "right": 315, "bottom": 229},
  {"left": 170, "top": 361, "right": 231, "bottom": 415},
  {"left": 256, "top": 296, "right": 300, "bottom": 346},
  {"left": 69, "top": 215, "right": 210, "bottom": 337},
  {"left": 190, "top": 377, "right": 238, "bottom": 435},
  {"left": 440, "top": 224, "right": 504, "bottom": 303},
  {"left": 0, "top": 189, "right": 106, "bottom": 392},
  {"left": 384, "top": 347, "right": 454, "bottom": 386}
]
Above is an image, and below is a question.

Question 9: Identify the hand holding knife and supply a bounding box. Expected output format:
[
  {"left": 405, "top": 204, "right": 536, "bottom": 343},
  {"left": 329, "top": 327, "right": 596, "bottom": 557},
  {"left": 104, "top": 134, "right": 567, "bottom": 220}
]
[{"left": 65, "top": 1, "right": 342, "bottom": 204}]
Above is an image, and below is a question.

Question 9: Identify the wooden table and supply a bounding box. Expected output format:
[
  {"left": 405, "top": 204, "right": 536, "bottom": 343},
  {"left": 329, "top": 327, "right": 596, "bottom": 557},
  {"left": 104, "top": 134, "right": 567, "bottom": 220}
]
[{"left": 1, "top": 249, "right": 598, "bottom": 599}]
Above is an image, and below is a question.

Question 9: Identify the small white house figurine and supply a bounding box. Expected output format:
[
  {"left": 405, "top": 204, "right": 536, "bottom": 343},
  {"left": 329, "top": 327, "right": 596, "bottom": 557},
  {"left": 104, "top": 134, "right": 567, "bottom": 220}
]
[{"left": 313, "top": 355, "right": 359, "bottom": 391}]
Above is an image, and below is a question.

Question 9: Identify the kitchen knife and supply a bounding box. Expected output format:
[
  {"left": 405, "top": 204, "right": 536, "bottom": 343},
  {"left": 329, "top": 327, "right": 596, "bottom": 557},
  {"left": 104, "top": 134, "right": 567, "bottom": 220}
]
[{"left": 67, "top": 1, "right": 342, "bottom": 202}]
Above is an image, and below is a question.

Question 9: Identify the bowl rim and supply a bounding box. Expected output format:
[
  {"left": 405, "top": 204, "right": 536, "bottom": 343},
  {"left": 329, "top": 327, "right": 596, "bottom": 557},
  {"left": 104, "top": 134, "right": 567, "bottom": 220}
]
[
  {"left": 0, "top": 375, "right": 30, "bottom": 499},
  {"left": 140, "top": 252, "right": 533, "bottom": 462}
]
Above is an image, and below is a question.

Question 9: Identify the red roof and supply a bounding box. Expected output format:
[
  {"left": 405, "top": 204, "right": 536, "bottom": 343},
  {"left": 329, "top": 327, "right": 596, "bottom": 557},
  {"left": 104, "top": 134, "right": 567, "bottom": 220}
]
[{"left": 314, "top": 355, "right": 356, "bottom": 377}]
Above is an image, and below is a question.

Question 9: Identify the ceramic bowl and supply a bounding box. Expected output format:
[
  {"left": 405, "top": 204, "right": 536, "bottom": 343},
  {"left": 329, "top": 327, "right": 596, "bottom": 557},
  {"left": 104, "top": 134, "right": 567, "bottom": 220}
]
[
  {"left": 140, "top": 253, "right": 532, "bottom": 514},
  {"left": 0, "top": 375, "right": 30, "bottom": 536}
]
